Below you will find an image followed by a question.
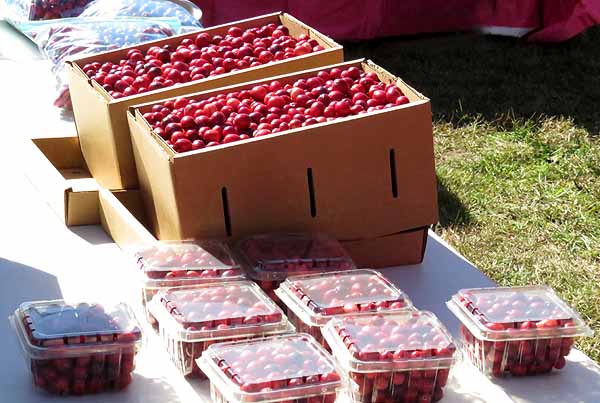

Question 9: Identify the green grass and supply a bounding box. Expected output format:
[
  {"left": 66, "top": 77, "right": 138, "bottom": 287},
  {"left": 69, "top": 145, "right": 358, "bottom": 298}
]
[{"left": 344, "top": 29, "right": 600, "bottom": 362}]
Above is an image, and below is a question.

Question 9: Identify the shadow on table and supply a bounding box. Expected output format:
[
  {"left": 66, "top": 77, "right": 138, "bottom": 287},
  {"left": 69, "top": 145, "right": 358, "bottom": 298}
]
[
  {"left": 493, "top": 356, "right": 600, "bottom": 403},
  {"left": 0, "top": 258, "right": 62, "bottom": 382},
  {"left": 69, "top": 225, "right": 116, "bottom": 246}
]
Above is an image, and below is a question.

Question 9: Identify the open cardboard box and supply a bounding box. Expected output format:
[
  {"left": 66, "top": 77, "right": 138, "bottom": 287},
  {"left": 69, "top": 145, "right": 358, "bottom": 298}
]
[
  {"left": 67, "top": 12, "right": 343, "bottom": 190},
  {"left": 127, "top": 59, "right": 438, "bottom": 266},
  {"left": 23, "top": 136, "right": 100, "bottom": 226}
]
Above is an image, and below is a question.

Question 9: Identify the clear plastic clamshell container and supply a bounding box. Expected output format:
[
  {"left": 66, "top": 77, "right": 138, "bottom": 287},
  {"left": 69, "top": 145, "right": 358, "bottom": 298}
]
[
  {"left": 148, "top": 281, "right": 295, "bottom": 377},
  {"left": 10, "top": 300, "right": 142, "bottom": 395},
  {"left": 198, "top": 333, "right": 345, "bottom": 403},
  {"left": 275, "top": 269, "right": 413, "bottom": 348},
  {"left": 235, "top": 233, "right": 356, "bottom": 303},
  {"left": 447, "top": 285, "right": 593, "bottom": 377},
  {"left": 134, "top": 241, "right": 244, "bottom": 324},
  {"left": 323, "top": 311, "right": 458, "bottom": 403}
]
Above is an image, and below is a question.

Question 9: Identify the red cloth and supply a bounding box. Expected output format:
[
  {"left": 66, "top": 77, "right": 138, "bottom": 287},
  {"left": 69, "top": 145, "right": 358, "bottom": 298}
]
[
  {"left": 527, "top": 0, "right": 600, "bottom": 41},
  {"left": 192, "top": 0, "right": 598, "bottom": 42}
]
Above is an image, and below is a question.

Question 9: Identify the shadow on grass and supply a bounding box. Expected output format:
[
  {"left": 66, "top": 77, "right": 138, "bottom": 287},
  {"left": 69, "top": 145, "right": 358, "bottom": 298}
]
[
  {"left": 437, "top": 176, "right": 472, "bottom": 228},
  {"left": 343, "top": 28, "right": 600, "bottom": 135}
]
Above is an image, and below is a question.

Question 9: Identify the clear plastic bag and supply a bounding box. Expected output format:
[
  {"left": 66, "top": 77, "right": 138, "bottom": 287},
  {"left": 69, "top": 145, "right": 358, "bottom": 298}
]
[
  {"left": 80, "top": 0, "right": 202, "bottom": 32},
  {"left": 1, "top": 0, "right": 93, "bottom": 21},
  {"left": 22, "top": 17, "right": 180, "bottom": 108}
]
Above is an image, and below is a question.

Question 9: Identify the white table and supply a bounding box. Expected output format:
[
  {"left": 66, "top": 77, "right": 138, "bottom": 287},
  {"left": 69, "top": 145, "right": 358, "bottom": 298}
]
[{"left": 1, "top": 20, "right": 600, "bottom": 403}]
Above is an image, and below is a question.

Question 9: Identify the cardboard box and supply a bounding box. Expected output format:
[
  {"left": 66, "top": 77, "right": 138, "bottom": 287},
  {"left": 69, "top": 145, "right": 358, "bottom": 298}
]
[
  {"left": 127, "top": 59, "right": 438, "bottom": 265},
  {"left": 67, "top": 12, "right": 343, "bottom": 190},
  {"left": 98, "top": 189, "right": 429, "bottom": 267},
  {"left": 23, "top": 136, "right": 100, "bottom": 226}
]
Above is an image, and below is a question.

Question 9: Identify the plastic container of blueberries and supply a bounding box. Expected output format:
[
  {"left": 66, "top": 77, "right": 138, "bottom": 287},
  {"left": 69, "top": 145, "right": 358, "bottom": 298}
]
[
  {"left": 235, "top": 233, "right": 356, "bottom": 302},
  {"left": 10, "top": 300, "right": 142, "bottom": 395},
  {"left": 198, "top": 333, "right": 345, "bottom": 403},
  {"left": 134, "top": 240, "right": 245, "bottom": 324},
  {"left": 148, "top": 281, "right": 295, "bottom": 377},
  {"left": 322, "top": 311, "right": 458, "bottom": 403},
  {"left": 275, "top": 269, "right": 414, "bottom": 348},
  {"left": 446, "top": 285, "right": 593, "bottom": 377}
]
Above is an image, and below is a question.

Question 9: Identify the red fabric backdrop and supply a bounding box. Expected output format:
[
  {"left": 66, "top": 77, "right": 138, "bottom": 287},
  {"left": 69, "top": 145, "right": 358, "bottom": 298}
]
[{"left": 192, "top": 0, "right": 598, "bottom": 42}]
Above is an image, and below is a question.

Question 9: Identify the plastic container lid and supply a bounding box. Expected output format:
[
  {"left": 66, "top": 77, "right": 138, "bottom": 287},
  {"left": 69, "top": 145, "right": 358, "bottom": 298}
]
[
  {"left": 447, "top": 286, "right": 593, "bottom": 341},
  {"left": 275, "top": 269, "right": 413, "bottom": 327},
  {"left": 134, "top": 241, "right": 245, "bottom": 288},
  {"left": 148, "top": 281, "right": 294, "bottom": 341},
  {"left": 323, "top": 311, "right": 458, "bottom": 372},
  {"left": 198, "top": 334, "right": 344, "bottom": 403},
  {"left": 235, "top": 233, "right": 356, "bottom": 281},
  {"left": 11, "top": 300, "right": 142, "bottom": 359}
]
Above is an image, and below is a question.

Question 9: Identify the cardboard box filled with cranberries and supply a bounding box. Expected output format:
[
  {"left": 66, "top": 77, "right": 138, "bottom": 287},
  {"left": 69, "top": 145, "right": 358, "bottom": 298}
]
[
  {"left": 323, "top": 311, "right": 458, "bottom": 403},
  {"left": 148, "top": 281, "right": 295, "bottom": 377},
  {"left": 67, "top": 12, "right": 343, "bottom": 189},
  {"left": 234, "top": 233, "right": 356, "bottom": 303},
  {"left": 275, "top": 269, "right": 414, "bottom": 348},
  {"left": 133, "top": 240, "right": 245, "bottom": 324},
  {"left": 447, "top": 286, "right": 592, "bottom": 377},
  {"left": 127, "top": 59, "right": 437, "bottom": 269},
  {"left": 197, "top": 334, "right": 346, "bottom": 403},
  {"left": 10, "top": 300, "right": 142, "bottom": 395}
]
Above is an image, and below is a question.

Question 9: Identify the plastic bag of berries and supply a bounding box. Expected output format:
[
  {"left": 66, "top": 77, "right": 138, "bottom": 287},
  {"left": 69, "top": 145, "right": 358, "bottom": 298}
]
[
  {"left": 447, "top": 285, "right": 593, "bottom": 377},
  {"left": 148, "top": 281, "right": 295, "bottom": 377},
  {"left": 80, "top": 0, "right": 202, "bottom": 32},
  {"left": 275, "top": 269, "right": 415, "bottom": 349},
  {"left": 22, "top": 16, "right": 180, "bottom": 109},
  {"left": 0, "top": 0, "right": 92, "bottom": 22},
  {"left": 322, "top": 311, "right": 459, "bottom": 403},
  {"left": 234, "top": 233, "right": 356, "bottom": 304},
  {"left": 133, "top": 240, "right": 245, "bottom": 326},
  {"left": 9, "top": 300, "right": 142, "bottom": 395},
  {"left": 198, "top": 333, "right": 346, "bottom": 403}
]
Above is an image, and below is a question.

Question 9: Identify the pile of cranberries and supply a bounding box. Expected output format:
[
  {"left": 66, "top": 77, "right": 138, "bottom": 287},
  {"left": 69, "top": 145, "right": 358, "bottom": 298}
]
[
  {"left": 235, "top": 233, "right": 355, "bottom": 303},
  {"left": 455, "top": 287, "right": 584, "bottom": 377},
  {"left": 204, "top": 334, "right": 342, "bottom": 403},
  {"left": 19, "top": 302, "right": 141, "bottom": 395},
  {"left": 80, "top": 23, "right": 323, "bottom": 101},
  {"left": 141, "top": 65, "right": 410, "bottom": 153},
  {"left": 152, "top": 283, "right": 289, "bottom": 377},
  {"left": 325, "top": 312, "right": 456, "bottom": 403},
  {"left": 276, "top": 269, "right": 412, "bottom": 347}
]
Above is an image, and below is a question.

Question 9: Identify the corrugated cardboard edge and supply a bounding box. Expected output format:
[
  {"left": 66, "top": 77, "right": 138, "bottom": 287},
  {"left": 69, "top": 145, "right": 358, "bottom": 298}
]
[{"left": 98, "top": 189, "right": 156, "bottom": 249}]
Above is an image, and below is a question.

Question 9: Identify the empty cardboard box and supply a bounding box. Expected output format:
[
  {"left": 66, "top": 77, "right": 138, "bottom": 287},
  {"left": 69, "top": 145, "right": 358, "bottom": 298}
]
[
  {"left": 127, "top": 59, "right": 438, "bottom": 265},
  {"left": 67, "top": 12, "right": 343, "bottom": 190}
]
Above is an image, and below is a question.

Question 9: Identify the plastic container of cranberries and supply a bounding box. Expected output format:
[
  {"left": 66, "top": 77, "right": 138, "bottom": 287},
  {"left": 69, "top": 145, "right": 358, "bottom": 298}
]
[
  {"left": 198, "top": 333, "right": 345, "bottom": 403},
  {"left": 10, "top": 300, "right": 142, "bottom": 395},
  {"left": 322, "top": 311, "right": 458, "bottom": 403},
  {"left": 275, "top": 269, "right": 414, "bottom": 348},
  {"left": 134, "top": 240, "right": 244, "bottom": 324},
  {"left": 235, "top": 233, "right": 356, "bottom": 302},
  {"left": 447, "top": 285, "right": 593, "bottom": 377},
  {"left": 148, "top": 281, "right": 295, "bottom": 377}
]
